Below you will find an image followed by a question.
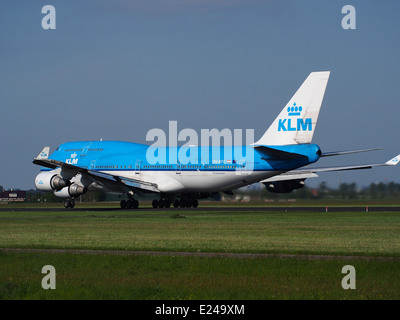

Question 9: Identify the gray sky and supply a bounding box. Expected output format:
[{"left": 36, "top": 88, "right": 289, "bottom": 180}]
[{"left": 1, "top": 0, "right": 399, "bottom": 190}]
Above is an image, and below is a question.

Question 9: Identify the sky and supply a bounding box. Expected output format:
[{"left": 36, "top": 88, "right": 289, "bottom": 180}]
[{"left": 1, "top": 0, "right": 399, "bottom": 190}]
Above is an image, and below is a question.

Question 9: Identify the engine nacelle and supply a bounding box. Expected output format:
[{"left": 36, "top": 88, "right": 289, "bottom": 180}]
[
  {"left": 54, "top": 184, "right": 88, "bottom": 198},
  {"left": 35, "top": 171, "right": 71, "bottom": 192},
  {"left": 264, "top": 179, "right": 305, "bottom": 193}
]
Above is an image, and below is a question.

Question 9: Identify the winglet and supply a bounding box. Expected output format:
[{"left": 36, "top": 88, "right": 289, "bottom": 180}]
[
  {"left": 385, "top": 154, "right": 400, "bottom": 166},
  {"left": 36, "top": 147, "right": 50, "bottom": 160}
]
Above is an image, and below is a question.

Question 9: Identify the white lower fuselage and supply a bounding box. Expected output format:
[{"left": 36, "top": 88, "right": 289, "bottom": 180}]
[{"left": 93, "top": 169, "right": 282, "bottom": 194}]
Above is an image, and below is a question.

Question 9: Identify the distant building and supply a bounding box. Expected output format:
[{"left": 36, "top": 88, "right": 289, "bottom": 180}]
[{"left": 0, "top": 190, "right": 26, "bottom": 202}]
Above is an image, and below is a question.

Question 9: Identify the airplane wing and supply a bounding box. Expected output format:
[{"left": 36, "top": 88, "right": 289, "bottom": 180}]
[
  {"left": 261, "top": 154, "right": 400, "bottom": 183},
  {"left": 33, "top": 157, "right": 80, "bottom": 170},
  {"left": 88, "top": 170, "right": 159, "bottom": 193},
  {"left": 32, "top": 148, "right": 160, "bottom": 194}
]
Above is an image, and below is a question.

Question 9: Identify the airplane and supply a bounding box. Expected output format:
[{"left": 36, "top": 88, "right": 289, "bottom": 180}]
[{"left": 33, "top": 71, "right": 400, "bottom": 209}]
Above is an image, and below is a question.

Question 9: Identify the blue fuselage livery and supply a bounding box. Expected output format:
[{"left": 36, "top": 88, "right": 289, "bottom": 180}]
[
  {"left": 33, "top": 71, "right": 399, "bottom": 209},
  {"left": 45, "top": 140, "right": 321, "bottom": 175}
]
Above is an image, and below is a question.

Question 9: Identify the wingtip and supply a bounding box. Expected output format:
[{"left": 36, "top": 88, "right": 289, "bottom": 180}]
[
  {"left": 36, "top": 147, "right": 50, "bottom": 160},
  {"left": 385, "top": 155, "right": 400, "bottom": 166}
]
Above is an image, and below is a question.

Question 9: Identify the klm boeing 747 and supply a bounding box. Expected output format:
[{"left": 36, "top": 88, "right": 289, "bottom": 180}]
[{"left": 33, "top": 72, "right": 400, "bottom": 208}]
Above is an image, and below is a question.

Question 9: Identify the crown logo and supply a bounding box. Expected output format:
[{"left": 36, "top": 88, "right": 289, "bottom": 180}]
[{"left": 287, "top": 102, "right": 302, "bottom": 116}]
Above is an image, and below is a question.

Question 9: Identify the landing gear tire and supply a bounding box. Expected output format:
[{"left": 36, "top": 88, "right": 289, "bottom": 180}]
[
  {"left": 64, "top": 199, "right": 75, "bottom": 209},
  {"left": 179, "top": 200, "right": 189, "bottom": 208},
  {"left": 152, "top": 199, "right": 159, "bottom": 208},
  {"left": 153, "top": 199, "right": 172, "bottom": 209},
  {"left": 158, "top": 199, "right": 171, "bottom": 208},
  {"left": 121, "top": 199, "right": 139, "bottom": 209},
  {"left": 126, "top": 199, "right": 139, "bottom": 209}
]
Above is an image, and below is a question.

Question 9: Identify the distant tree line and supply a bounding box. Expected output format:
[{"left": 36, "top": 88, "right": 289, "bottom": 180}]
[
  {"left": 270, "top": 181, "right": 400, "bottom": 200},
  {"left": 24, "top": 190, "right": 108, "bottom": 203},
  {"left": 2, "top": 181, "right": 400, "bottom": 203}
]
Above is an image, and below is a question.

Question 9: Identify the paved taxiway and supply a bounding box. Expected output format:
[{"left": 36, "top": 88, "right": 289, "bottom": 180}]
[{"left": 1, "top": 206, "right": 399, "bottom": 213}]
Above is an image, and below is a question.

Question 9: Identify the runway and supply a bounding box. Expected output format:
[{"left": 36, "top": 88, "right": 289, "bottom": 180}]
[
  {"left": 1, "top": 205, "right": 399, "bottom": 261},
  {"left": 1, "top": 247, "right": 399, "bottom": 261},
  {"left": 1, "top": 206, "right": 400, "bottom": 213}
]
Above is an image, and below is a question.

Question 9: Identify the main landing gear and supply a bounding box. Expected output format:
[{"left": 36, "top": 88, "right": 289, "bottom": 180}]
[
  {"left": 152, "top": 199, "right": 170, "bottom": 208},
  {"left": 120, "top": 199, "right": 139, "bottom": 209},
  {"left": 63, "top": 198, "right": 75, "bottom": 209}
]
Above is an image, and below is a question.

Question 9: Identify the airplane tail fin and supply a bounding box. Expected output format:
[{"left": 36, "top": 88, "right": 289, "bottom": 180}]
[{"left": 254, "top": 71, "right": 330, "bottom": 146}]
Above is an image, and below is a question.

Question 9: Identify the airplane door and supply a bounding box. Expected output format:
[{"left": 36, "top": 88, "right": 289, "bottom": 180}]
[
  {"left": 176, "top": 160, "right": 181, "bottom": 175},
  {"left": 81, "top": 142, "right": 92, "bottom": 157},
  {"left": 90, "top": 160, "right": 96, "bottom": 170},
  {"left": 236, "top": 160, "right": 249, "bottom": 176},
  {"left": 135, "top": 160, "right": 141, "bottom": 178}
]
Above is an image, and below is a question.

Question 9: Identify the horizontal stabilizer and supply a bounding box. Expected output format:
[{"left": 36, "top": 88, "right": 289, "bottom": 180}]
[
  {"left": 299, "top": 164, "right": 373, "bottom": 173},
  {"left": 254, "top": 145, "right": 307, "bottom": 161},
  {"left": 307, "top": 153, "right": 400, "bottom": 172},
  {"left": 321, "top": 148, "right": 381, "bottom": 157},
  {"left": 261, "top": 154, "right": 400, "bottom": 184}
]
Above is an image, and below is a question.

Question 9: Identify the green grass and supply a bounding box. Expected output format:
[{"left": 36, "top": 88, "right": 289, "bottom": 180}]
[
  {"left": 1, "top": 251, "right": 399, "bottom": 300},
  {"left": 1, "top": 206, "right": 400, "bottom": 299},
  {"left": 1, "top": 209, "right": 400, "bottom": 256}
]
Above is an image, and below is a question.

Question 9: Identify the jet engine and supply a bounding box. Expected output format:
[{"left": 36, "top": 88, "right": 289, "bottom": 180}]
[
  {"left": 264, "top": 179, "right": 305, "bottom": 193},
  {"left": 35, "top": 171, "right": 71, "bottom": 192},
  {"left": 54, "top": 184, "right": 88, "bottom": 198}
]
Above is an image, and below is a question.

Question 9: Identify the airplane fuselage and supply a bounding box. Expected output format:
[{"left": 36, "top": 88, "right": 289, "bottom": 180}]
[{"left": 41, "top": 140, "right": 321, "bottom": 194}]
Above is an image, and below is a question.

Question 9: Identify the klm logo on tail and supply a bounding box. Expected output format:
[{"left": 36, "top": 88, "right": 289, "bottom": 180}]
[{"left": 278, "top": 103, "right": 312, "bottom": 132}]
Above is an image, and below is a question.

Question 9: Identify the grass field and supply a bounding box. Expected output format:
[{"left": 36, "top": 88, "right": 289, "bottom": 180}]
[
  {"left": 1, "top": 251, "right": 399, "bottom": 300},
  {"left": 1, "top": 203, "right": 400, "bottom": 299}
]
